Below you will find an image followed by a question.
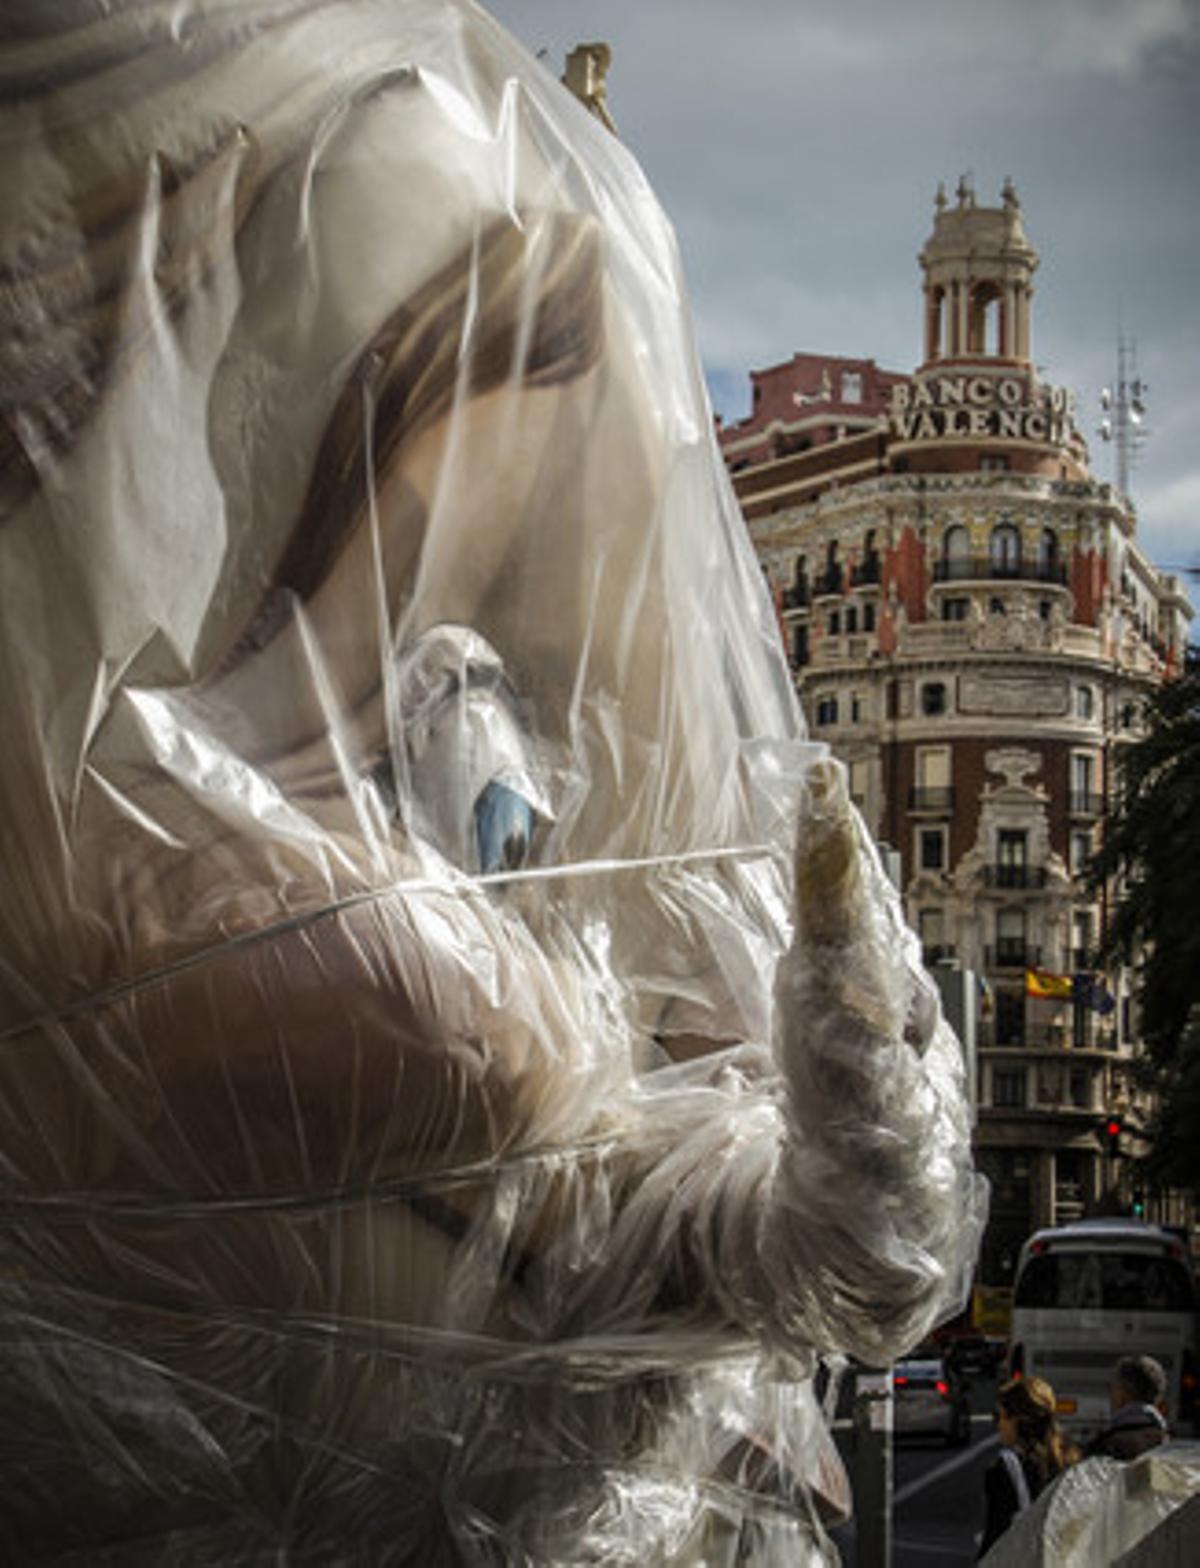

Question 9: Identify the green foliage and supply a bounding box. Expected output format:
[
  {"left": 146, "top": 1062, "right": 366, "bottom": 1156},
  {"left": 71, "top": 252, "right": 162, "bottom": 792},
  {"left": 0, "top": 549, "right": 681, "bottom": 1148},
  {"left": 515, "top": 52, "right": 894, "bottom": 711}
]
[
  {"left": 1092, "top": 646, "right": 1200, "bottom": 1190},
  {"left": 1141, "top": 1008, "right": 1200, "bottom": 1192}
]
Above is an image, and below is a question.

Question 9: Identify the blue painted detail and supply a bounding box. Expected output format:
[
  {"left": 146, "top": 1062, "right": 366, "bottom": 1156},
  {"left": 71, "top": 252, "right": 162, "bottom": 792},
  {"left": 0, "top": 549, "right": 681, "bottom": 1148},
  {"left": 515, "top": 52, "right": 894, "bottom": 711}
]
[{"left": 474, "top": 780, "right": 534, "bottom": 873}]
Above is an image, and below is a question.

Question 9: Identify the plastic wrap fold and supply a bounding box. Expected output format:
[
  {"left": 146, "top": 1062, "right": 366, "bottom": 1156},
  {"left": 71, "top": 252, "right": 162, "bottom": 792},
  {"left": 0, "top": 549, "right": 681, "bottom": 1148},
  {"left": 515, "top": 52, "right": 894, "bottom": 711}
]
[
  {"left": 0, "top": 2, "right": 985, "bottom": 1560},
  {"left": 979, "top": 1443, "right": 1200, "bottom": 1567}
]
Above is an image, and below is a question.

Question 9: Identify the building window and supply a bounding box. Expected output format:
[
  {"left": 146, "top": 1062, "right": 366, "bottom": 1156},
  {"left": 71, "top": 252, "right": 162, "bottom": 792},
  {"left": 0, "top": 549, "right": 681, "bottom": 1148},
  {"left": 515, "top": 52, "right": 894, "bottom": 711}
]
[
  {"left": 913, "top": 745, "right": 952, "bottom": 810},
  {"left": 1071, "top": 830, "right": 1092, "bottom": 875},
  {"left": 863, "top": 601, "right": 876, "bottom": 632},
  {"left": 827, "top": 610, "right": 841, "bottom": 636},
  {"left": 850, "top": 692, "right": 863, "bottom": 723},
  {"left": 990, "top": 522, "right": 1022, "bottom": 576},
  {"left": 920, "top": 828, "right": 946, "bottom": 871},
  {"left": 918, "top": 907, "right": 946, "bottom": 959},
  {"left": 841, "top": 370, "right": 863, "bottom": 403},
  {"left": 995, "top": 989, "right": 1025, "bottom": 1046},
  {"left": 815, "top": 695, "right": 839, "bottom": 726},
  {"left": 1075, "top": 685, "right": 1094, "bottom": 719},
  {"left": 1121, "top": 702, "right": 1136, "bottom": 729},
  {"left": 791, "top": 625, "right": 809, "bottom": 668},
  {"left": 942, "top": 597, "right": 969, "bottom": 622},
  {"left": 849, "top": 758, "right": 868, "bottom": 808},
  {"left": 995, "top": 906, "right": 1027, "bottom": 967},
  {"left": 1072, "top": 910, "right": 1093, "bottom": 970},
  {"left": 993, "top": 1068, "right": 1027, "bottom": 1108},
  {"left": 921, "top": 681, "right": 948, "bottom": 716},
  {"left": 822, "top": 540, "right": 843, "bottom": 594},
  {"left": 845, "top": 606, "right": 858, "bottom": 634},
  {"left": 1068, "top": 1070, "right": 1090, "bottom": 1109},
  {"left": 995, "top": 830, "right": 1028, "bottom": 887},
  {"left": 1039, "top": 527, "right": 1060, "bottom": 572},
  {"left": 1071, "top": 752, "right": 1097, "bottom": 813}
]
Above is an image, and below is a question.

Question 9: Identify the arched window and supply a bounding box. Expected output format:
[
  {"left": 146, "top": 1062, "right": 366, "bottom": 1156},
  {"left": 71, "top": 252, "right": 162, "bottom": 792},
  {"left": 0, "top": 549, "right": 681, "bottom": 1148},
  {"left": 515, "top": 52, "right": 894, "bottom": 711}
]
[
  {"left": 969, "top": 281, "right": 1002, "bottom": 355},
  {"left": 1038, "top": 528, "right": 1060, "bottom": 582},
  {"left": 991, "top": 522, "right": 1021, "bottom": 577},
  {"left": 822, "top": 539, "right": 843, "bottom": 594},
  {"left": 941, "top": 523, "right": 970, "bottom": 582},
  {"left": 789, "top": 554, "right": 809, "bottom": 608}
]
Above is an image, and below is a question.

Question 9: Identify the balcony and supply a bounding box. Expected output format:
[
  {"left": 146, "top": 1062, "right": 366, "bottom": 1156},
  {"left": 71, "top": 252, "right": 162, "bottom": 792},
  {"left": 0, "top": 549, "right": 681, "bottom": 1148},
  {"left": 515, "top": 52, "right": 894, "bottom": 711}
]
[
  {"left": 1069, "top": 792, "right": 1104, "bottom": 817},
  {"left": 1023, "top": 1023, "right": 1069, "bottom": 1049},
  {"left": 782, "top": 584, "right": 811, "bottom": 610},
  {"left": 985, "top": 941, "right": 1042, "bottom": 970},
  {"left": 932, "top": 555, "right": 1069, "bottom": 586},
  {"left": 815, "top": 568, "right": 845, "bottom": 597},
  {"left": 908, "top": 786, "right": 956, "bottom": 813},
  {"left": 850, "top": 555, "right": 882, "bottom": 588},
  {"left": 983, "top": 865, "right": 1049, "bottom": 890}
]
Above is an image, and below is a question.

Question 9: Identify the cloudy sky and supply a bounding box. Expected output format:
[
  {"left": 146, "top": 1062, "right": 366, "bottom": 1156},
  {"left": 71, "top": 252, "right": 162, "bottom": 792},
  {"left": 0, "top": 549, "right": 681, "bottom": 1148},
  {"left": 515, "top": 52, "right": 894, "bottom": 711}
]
[{"left": 485, "top": 0, "right": 1200, "bottom": 580}]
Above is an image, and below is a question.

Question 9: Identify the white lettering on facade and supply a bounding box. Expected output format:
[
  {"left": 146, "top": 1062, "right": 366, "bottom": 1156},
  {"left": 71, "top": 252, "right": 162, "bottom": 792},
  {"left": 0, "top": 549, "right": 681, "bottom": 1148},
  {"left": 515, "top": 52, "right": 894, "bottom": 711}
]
[{"left": 887, "top": 372, "right": 1077, "bottom": 447}]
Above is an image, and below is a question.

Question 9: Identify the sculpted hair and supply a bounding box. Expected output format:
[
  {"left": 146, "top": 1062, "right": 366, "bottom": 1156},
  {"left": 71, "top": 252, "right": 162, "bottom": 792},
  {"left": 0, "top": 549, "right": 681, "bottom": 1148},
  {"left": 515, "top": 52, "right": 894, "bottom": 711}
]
[{"left": 259, "top": 208, "right": 606, "bottom": 627}]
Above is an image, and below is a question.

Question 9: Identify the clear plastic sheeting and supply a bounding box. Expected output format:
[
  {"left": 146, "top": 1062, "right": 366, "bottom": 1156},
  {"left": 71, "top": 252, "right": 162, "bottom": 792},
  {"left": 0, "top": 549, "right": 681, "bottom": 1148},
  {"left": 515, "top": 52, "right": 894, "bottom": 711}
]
[
  {"left": 0, "top": 2, "right": 984, "bottom": 1560},
  {"left": 979, "top": 1443, "right": 1200, "bottom": 1567}
]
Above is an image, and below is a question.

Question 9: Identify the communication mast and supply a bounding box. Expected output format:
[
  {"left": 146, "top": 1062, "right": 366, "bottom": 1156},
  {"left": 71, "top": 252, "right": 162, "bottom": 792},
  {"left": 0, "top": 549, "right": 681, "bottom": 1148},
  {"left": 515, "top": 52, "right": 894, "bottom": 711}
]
[{"left": 1097, "top": 335, "right": 1147, "bottom": 503}]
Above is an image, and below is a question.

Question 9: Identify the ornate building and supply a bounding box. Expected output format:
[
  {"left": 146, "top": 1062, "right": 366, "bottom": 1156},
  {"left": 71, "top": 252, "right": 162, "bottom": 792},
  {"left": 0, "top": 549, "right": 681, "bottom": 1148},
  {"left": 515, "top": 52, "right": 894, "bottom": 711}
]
[{"left": 718, "top": 179, "right": 1194, "bottom": 1283}]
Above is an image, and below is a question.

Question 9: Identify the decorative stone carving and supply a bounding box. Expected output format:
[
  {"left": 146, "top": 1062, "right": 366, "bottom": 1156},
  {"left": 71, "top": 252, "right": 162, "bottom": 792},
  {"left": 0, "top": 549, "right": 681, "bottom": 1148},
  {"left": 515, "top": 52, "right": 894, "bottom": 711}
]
[{"left": 985, "top": 749, "right": 1041, "bottom": 788}]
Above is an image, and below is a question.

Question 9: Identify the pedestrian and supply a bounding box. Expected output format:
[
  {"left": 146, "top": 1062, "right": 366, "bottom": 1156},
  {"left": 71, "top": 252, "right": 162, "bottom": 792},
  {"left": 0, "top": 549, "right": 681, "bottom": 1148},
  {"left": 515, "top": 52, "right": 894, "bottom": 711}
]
[
  {"left": 1084, "top": 1355, "right": 1169, "bottom": 1461},
  {"left": 976, "top": 1376, "right": 1077, "bottom": 1559}
]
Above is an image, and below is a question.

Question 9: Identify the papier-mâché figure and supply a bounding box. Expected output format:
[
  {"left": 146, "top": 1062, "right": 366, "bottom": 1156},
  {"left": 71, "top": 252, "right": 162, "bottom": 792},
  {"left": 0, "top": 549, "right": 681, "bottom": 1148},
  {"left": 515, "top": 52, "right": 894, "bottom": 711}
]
[{"left": 0, "top": 2, "right": 984, "bottom": 1561}]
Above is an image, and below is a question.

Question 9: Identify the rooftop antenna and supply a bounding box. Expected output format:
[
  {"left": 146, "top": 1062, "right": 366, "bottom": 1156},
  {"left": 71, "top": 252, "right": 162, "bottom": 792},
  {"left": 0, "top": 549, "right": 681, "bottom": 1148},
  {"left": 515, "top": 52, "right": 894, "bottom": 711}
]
[{"left": 1097, "top": 334, "right": 1148, "bottom": 504}]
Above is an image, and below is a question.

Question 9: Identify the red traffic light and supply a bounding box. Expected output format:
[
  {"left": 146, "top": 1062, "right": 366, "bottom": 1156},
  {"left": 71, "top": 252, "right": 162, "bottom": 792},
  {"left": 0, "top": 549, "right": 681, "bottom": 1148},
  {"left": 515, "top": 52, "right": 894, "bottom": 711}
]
[{"left": 1104, "top": 1118, "right": 1121, "bottom": 1138}]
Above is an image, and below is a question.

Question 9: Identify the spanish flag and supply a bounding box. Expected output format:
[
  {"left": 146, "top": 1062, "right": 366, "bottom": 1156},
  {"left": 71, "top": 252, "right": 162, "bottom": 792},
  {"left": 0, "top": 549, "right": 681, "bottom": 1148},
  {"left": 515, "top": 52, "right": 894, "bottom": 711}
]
[{"left": 1026, "top": 968, "right": 1073, "bottom": 1000}]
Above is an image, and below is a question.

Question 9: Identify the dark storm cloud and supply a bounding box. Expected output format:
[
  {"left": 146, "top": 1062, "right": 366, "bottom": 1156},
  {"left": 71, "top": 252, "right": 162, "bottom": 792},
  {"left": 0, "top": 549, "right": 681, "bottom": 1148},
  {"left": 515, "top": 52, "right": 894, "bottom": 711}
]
[{"left": 486, "top": 0, "right": 1200, "bottom": 574}]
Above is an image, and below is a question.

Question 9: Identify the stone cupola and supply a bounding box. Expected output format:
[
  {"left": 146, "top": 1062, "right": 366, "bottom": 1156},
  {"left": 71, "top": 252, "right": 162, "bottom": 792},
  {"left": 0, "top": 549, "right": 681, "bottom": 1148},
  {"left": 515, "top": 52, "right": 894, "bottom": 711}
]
[{"left": 919, "top": 176, "right": 1039, "bottom": 367}]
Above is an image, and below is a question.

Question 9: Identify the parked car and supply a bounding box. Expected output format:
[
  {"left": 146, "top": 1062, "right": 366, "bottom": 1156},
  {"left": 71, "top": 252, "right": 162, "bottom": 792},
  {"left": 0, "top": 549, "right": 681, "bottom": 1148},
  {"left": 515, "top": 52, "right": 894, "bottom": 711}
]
[{"left": 893, "top": 1353, "right": 971, "bottom": 1446}]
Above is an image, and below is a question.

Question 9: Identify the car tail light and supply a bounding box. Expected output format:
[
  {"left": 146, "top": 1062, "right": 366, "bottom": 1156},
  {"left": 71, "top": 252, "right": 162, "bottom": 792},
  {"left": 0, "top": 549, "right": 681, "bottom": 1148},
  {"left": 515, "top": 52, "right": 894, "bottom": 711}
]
[
  {"left": 894, "top": 1375, "right": 908, "bottom": 1388},
  {"left": 1010, "top": 1342, "right": 1024, "bottom": 1379},
  {"left": 935, "top": 1379, "right": 949, "bottom": 1398}
]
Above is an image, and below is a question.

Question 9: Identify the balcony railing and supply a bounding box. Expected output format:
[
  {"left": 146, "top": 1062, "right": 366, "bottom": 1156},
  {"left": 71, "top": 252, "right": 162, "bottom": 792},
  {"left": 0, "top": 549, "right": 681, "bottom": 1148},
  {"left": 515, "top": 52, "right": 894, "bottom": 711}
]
[
  {"left": 1069, "top": 791, "right": 1104, "bottom": 817},
  {"left": 932, "top": 556, "right": 1069, "bottom": 586},
  {"left": 908, "top": 786, "right": 956, "bottom": 812},
  {"left": 985, "top": 941, "right": 1042, "bottom": 970},
  {"left": 815, "top": 568, "right": 845, "bottom": 596},
  {"left": 851, "top": 556, "right": 882, "bottom": 587},
  {"left": 782, "top": 584, "right": 810, "bottom": 610},
  {"left": 983, "top": 865, "right": 1049, "bottom": 890},
  {"left": 1023, "top": 1023, "right": 1069, "bottom": 1049}
]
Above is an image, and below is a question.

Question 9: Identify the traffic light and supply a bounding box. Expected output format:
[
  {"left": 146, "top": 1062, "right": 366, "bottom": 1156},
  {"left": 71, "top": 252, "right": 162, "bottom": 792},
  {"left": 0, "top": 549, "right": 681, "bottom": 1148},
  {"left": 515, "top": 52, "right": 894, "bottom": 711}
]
[
  {"left": 1132, "top": 1188, "right": 1146, "bottom": 1218},
  {"left": 1101, "top": 1116, "right": 1122, "bottom": 1156}
]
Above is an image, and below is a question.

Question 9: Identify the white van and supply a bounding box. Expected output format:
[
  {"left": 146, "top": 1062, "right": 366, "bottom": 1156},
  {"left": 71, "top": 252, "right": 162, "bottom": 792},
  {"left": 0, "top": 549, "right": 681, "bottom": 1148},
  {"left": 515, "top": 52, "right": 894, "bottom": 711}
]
[{"left": 1009, "top": 1219, "right": 1198, "bottom": 1438}]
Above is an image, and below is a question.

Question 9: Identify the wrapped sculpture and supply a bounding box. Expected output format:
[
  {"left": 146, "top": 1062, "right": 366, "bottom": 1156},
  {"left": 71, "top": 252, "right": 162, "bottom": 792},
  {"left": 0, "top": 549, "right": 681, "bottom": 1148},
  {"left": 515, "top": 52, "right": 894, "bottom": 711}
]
[{"left": 0, "top": 1, "right": 985, "bottom": 1560}]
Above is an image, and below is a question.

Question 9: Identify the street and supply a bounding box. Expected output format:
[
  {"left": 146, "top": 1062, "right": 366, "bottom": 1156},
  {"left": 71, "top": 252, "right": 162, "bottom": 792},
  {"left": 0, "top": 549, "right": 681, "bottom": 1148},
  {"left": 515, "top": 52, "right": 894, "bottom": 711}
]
[{"left": 830, "top": 1373, "right": 1000, "bottom": 1565}]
